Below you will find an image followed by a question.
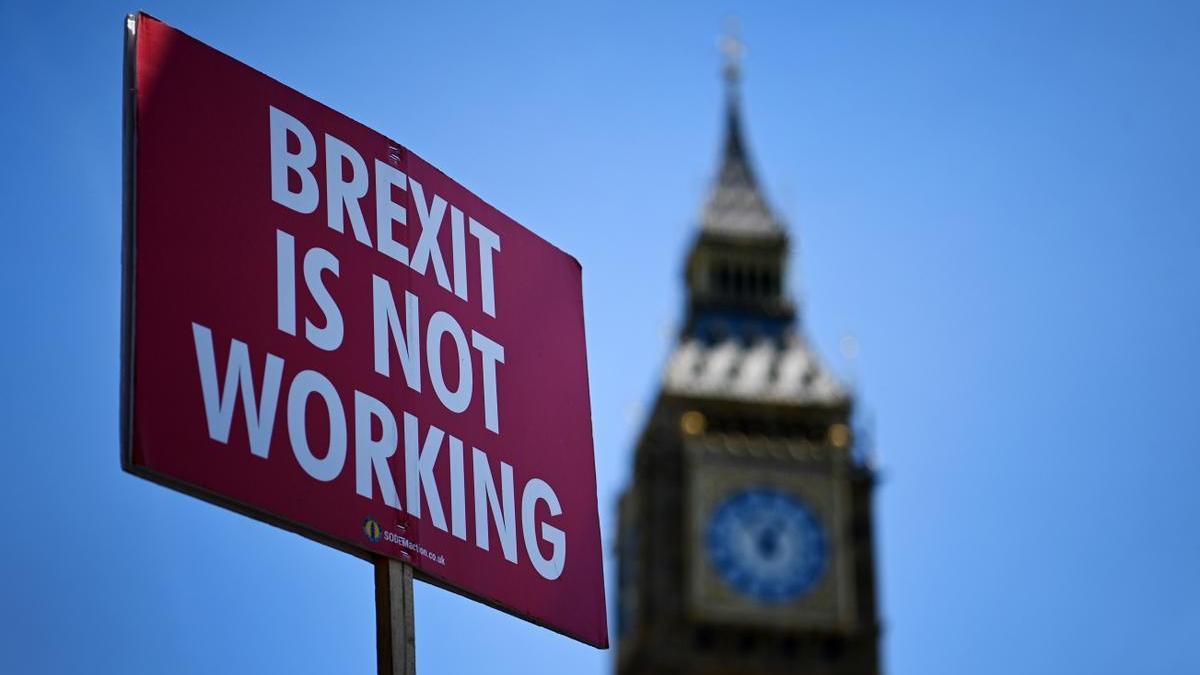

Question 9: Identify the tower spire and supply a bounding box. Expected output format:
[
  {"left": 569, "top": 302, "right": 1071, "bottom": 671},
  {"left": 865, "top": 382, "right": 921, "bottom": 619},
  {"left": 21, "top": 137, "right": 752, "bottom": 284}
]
[
  {"left": 719, "top": 20, "right": 747, "bottom": 166},
  {"left": 699, "top": 22, "right": 784, "bottom": 239}
]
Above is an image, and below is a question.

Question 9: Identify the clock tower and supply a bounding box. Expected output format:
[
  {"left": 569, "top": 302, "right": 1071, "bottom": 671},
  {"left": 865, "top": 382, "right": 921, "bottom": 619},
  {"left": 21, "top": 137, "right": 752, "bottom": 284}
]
[{"left": 614, "top": 35, "right": 881, "bottom": 675}]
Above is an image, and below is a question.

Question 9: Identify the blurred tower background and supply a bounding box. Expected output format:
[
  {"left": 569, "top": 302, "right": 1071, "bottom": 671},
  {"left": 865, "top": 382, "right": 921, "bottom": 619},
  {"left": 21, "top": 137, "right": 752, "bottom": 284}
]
[{"left": 614, "top": 30, "right": 881, "bottom": 675}]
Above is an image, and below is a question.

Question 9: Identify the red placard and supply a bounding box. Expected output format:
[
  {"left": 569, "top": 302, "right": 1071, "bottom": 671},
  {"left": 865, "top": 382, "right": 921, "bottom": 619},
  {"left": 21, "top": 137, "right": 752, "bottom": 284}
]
[{"left": 121, "top": 13, "right": 607, "bottom": 648}]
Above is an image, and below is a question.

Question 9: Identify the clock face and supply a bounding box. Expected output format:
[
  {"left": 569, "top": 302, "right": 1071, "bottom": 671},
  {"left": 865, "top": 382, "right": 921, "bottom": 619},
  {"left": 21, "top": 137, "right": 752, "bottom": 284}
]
[{"left": 706, "top": 488, "right": 827, "bottom": 603}]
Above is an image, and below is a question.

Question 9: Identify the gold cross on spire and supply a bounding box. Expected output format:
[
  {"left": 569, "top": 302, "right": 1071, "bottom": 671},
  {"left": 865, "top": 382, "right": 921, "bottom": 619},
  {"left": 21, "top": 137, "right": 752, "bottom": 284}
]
[{"left": 720, "top": 19, "right": 744, "bottom": 87}]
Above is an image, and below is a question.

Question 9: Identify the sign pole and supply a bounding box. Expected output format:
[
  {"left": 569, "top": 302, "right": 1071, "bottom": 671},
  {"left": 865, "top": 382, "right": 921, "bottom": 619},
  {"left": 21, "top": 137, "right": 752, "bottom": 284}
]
[{"left": 374, "top": 558, "right": 416, "bottom": 675}]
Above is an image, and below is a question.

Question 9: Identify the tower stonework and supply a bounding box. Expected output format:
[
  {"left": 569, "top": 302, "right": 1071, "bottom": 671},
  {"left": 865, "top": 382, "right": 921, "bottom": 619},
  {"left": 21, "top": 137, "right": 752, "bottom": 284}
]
[{"left": 614, "top": 50, "right": 881, "bottom": 675}]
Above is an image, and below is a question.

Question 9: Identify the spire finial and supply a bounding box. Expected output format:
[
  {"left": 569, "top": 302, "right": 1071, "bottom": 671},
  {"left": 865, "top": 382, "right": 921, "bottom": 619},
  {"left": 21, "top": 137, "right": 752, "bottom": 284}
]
[{"left": 720, "top": 19, "right": 744, "bottom": 94}]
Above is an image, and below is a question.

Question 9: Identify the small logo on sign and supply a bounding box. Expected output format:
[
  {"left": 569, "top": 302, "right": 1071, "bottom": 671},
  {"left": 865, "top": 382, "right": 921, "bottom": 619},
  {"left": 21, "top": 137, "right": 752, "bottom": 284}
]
[{"left": 363, "top": 517, "right": 382, "bottom": 543}]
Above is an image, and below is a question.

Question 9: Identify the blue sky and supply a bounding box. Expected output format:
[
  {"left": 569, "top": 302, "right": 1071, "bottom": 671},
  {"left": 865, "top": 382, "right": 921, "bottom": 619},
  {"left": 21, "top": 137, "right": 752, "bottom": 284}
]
[{"left": 3, "top": 1, "right": 1199, "bottom": 673}]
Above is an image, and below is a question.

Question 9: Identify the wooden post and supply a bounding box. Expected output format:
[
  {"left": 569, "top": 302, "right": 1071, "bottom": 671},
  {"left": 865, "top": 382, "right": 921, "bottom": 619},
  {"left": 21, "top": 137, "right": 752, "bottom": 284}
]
[{"left": 375, "top": 557, "right": 416, "bottom": 675}]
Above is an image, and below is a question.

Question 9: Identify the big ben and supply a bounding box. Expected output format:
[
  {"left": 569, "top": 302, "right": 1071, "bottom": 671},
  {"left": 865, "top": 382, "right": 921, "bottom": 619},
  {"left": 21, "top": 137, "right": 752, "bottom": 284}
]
[{"left": 614, "top": 34, "right": 881, "bottom": 675}]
